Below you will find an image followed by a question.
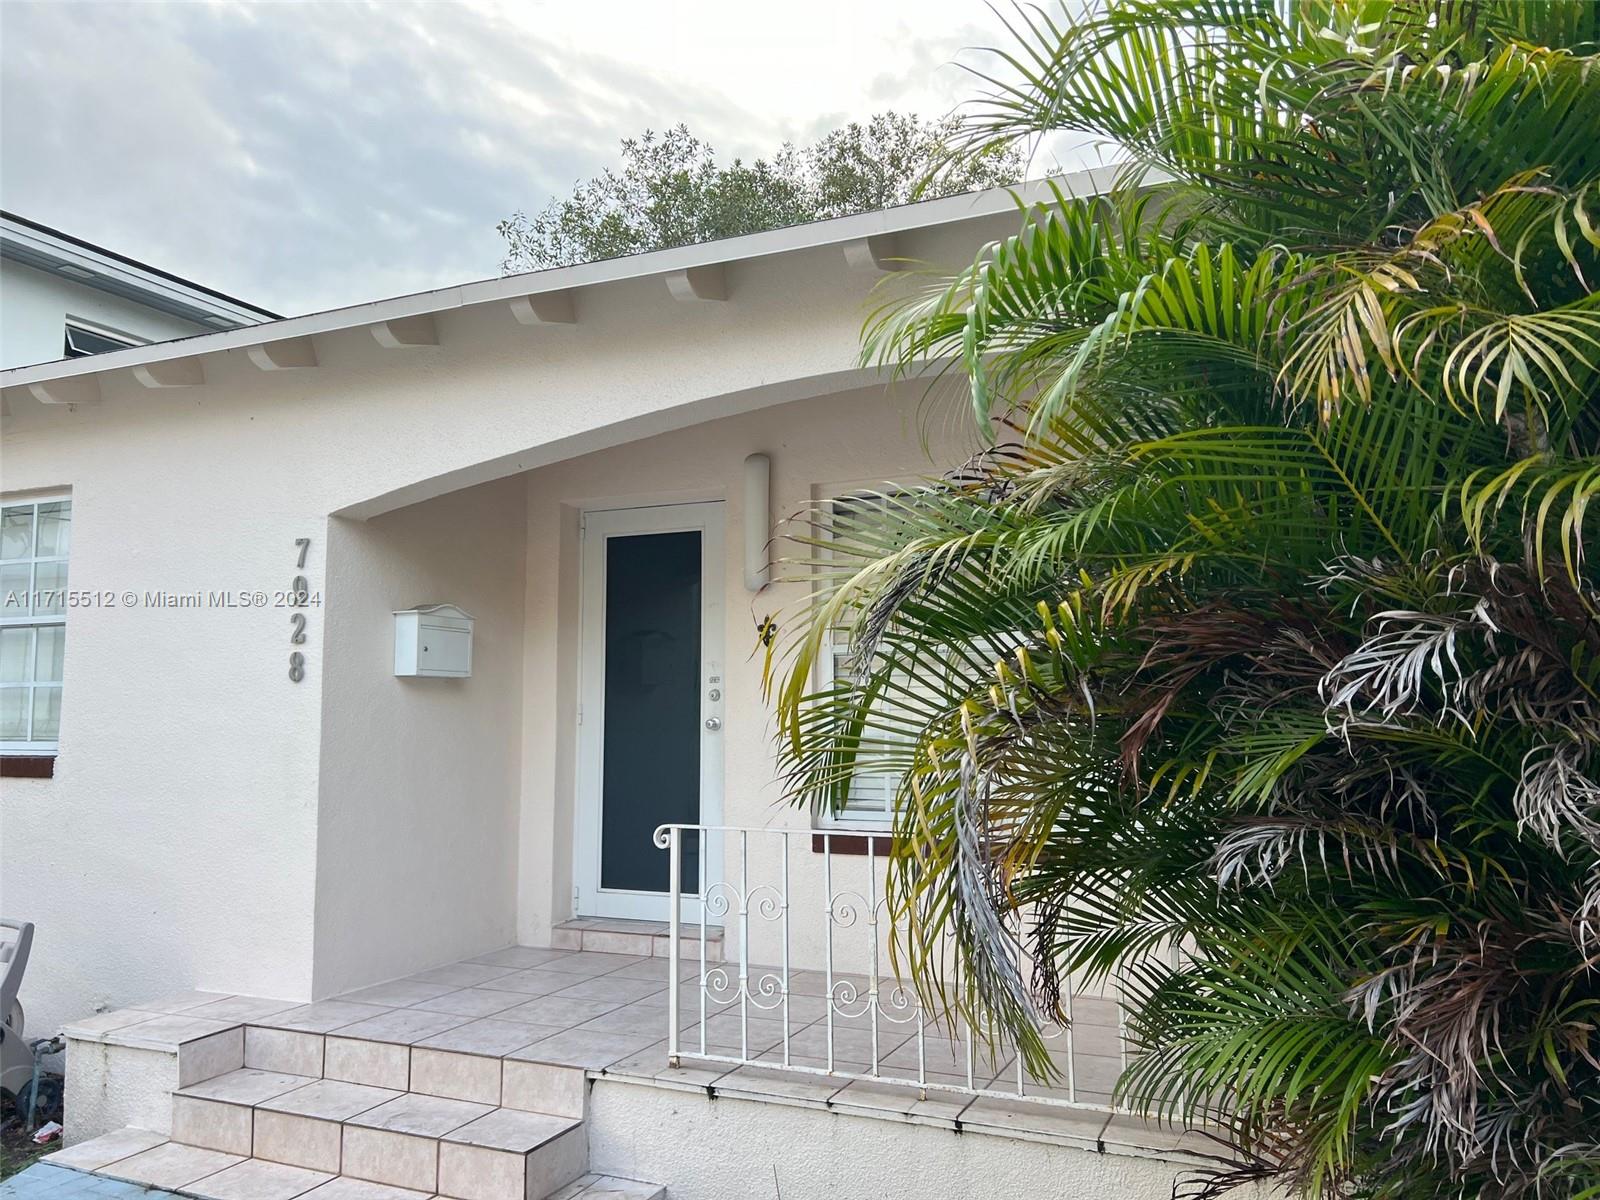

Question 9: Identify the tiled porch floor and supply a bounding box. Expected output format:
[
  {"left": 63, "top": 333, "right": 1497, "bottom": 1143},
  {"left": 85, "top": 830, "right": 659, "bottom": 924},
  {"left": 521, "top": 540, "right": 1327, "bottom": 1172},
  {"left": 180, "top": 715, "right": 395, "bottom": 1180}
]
[
  {"left": 63, "top": 944, "right": 1192, "bottom": 1160},
  {"left": 53, "top": 947, "right": 1222, "bottom": 1177},
  {"left": 73, "top": 945, "right": 1126, "bottom": 1107}
]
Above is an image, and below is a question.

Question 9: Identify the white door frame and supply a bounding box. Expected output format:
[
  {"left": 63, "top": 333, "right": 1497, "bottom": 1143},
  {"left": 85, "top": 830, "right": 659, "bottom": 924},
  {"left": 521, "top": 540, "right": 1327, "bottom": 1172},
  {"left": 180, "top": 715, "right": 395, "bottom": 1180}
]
[{"left": 574, "top": 500, "right": 725, "bottom": 922}]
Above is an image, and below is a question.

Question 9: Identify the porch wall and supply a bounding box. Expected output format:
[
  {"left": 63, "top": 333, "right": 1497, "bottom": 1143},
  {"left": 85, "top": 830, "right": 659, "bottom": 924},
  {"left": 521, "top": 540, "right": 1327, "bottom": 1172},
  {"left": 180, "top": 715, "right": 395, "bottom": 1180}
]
[
  {"left": 311, "top": 475, "right": 528, "bottom": 996},
  {"left": 517, "top": 383, "right": 982, "bottom": 972},
  {"left": 585, "top": 1079, "right": 1212, "bottom": 1200}
]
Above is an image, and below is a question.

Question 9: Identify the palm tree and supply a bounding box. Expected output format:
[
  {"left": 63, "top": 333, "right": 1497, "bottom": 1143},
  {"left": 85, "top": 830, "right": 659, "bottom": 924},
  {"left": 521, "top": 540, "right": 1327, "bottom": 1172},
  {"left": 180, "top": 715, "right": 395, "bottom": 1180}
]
[{"left": 772, "top": 2, "right": 1600, "bottom": 1196}]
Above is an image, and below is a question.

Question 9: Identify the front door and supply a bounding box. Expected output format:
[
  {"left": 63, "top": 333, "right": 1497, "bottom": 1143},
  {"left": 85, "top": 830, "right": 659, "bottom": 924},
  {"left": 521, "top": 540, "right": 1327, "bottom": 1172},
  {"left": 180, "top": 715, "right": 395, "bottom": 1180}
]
[{"left": 575, "top": 502, "right": 724, "bottom": 921}]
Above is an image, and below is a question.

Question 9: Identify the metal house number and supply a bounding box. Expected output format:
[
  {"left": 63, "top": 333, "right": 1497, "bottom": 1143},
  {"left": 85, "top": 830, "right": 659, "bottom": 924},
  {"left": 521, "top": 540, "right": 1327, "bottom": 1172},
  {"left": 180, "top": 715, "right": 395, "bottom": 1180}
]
[{"left": 289, "top": 538, "right": 311, "bottom": 682}]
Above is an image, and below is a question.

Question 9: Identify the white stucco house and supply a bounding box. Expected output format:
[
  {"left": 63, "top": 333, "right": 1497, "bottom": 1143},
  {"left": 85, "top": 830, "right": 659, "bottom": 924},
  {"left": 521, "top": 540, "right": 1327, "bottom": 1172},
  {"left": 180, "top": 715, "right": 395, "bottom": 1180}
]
[
  {"left": 0, "top": 211, "right": 278, "bottom": 370},
  {"left": 0, "top": 173, "right": 1220, "bottom": 1200}
]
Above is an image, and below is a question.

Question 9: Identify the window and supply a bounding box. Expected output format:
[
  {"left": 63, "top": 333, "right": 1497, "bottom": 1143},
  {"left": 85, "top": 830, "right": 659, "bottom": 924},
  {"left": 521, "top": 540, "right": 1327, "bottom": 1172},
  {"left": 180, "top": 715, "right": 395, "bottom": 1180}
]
[
  {"left": 819, "top": 491, "right": 916, "bottom": 827},
  {"left": 1, "top": 498, "right": 70, "bottom": 754},
  {"left": 63, "top": 320, "right": 140, "bottom": 358}
]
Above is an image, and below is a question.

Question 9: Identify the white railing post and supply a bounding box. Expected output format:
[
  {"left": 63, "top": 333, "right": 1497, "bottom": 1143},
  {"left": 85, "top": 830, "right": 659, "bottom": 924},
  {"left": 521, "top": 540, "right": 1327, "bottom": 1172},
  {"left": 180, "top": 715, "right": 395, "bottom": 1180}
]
[
  {"left": 823, "top": 832, "right": 836, "bottom": 1073},
  {"left": 666, "top": 824, "right": 681, "bottom": 1068},
  {"left": 867, "top": 834, "right": 881, "bottom": 1075},
  {"left": 1066, "top": 985, "right": 1077, "bottom": 1103},
  {"left": 655, "top": 821, "right": 1123, "bottom": 1118},
  {"left": 780, "top": 829, "right": 792, "bottom": 1067},
  {"left": 698, "top": 827, "right": 709, "bottom": 1056},
  {"left": 738, "top": 829, "right": 750, "bottom": 1060},
  {"left": 1014, "top": 912, "right": 1026, "bottom": 1099}
]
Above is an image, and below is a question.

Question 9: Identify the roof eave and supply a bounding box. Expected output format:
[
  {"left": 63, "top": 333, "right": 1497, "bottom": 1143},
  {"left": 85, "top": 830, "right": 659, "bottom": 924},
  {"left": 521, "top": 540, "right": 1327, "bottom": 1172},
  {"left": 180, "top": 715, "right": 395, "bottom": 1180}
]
[
  {"left": 0, "top": 167, "right": 1122, "bottom": 391},
  {"left": 0, "top": 213, "right": 281, "bottom": 329}
]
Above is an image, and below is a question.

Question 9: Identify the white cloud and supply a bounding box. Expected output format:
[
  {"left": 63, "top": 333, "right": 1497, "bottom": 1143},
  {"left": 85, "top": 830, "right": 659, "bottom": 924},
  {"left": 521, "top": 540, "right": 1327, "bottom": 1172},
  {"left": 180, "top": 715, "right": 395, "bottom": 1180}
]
[{"left": 0, "top": 0, "right": 1039, "bottom": 315}]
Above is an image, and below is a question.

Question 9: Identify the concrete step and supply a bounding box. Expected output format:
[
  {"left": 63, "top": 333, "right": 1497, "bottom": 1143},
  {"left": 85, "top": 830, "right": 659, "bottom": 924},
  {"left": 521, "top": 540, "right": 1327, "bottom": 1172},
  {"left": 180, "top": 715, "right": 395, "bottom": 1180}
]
[
  {"left": 167, "top": 1069, "right": 587, "bottom": 1199},
  {"left": 234, "top": 1027, "right": 587, "bottom": 1120},
  {"left": 46, "top": 1131, "right": 666, "bottom": 1200},
  {"left": 551, "top": 917, "right": 722, "bottom": 962},
  {"left": 547, "top": 1177, "right": 666, "bottom": 1200},
  {"left": 51, "top": 949, "right": 677, "bottom": 1199}
]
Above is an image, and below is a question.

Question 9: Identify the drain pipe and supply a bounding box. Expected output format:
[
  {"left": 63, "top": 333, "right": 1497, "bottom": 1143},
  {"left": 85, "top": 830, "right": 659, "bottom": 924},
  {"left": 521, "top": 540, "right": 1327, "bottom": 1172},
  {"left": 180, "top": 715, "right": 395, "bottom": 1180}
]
[{"left": 23, "top": 1034, "right": 61, "bottom": 1129}]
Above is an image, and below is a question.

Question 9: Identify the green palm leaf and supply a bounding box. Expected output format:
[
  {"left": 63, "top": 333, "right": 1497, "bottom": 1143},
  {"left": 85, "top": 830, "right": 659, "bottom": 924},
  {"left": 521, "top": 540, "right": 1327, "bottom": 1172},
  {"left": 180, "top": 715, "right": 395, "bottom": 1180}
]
[{"left": 775, "top": 3, "right": 1600, "bottom": 1195}]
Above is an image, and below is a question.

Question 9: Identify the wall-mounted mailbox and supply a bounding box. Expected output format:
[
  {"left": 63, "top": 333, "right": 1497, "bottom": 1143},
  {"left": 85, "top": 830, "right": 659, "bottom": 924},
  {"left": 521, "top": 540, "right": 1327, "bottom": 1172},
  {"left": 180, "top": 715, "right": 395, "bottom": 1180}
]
[{"left": 394, "top": 604, "right": 475, "bottom": 678}]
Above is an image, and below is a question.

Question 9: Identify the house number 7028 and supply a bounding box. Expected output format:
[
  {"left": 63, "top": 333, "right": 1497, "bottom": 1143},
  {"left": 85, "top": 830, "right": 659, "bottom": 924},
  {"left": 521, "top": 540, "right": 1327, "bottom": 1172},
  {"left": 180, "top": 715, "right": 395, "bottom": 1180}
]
[{"left": 290, "top": 538, "right": 311, "bottom": 682}]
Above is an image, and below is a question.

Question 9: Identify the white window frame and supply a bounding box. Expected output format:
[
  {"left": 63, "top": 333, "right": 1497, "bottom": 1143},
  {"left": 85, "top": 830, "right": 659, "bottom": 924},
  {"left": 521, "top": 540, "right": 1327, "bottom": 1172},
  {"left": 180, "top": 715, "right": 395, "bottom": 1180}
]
[
  {"left": 1, "top": 494, "right": 71, "bottom": 755},
  {"left": 63, "top": 318, "right": 144, "bottom": 359},
  {"left": 814, "top": 486, "right": 922, "bottom": 831}
]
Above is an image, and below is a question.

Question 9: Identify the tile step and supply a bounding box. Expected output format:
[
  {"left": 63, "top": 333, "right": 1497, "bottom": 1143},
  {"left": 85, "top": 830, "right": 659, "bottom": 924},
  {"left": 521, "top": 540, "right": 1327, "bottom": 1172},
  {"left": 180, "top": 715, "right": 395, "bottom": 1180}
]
[
  {"left": 166, "top": 1069, "right": 593, "bottom": 1199},
  {"left": 547, "top": 1177, "right": 665, "bottom": 1200},
  {"left": 49, "top": 1132, "right": 666, "bottom": 1200},
  {"left": 551, "top": 918, "right": 722, "bottom": 962}
]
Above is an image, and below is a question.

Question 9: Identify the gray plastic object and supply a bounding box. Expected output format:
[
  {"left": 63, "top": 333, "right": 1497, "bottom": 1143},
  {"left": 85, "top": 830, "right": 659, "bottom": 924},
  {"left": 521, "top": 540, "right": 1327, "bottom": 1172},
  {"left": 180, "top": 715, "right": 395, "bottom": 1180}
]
[{"left": 0, "top": 918, "right": 35, "bottom": 1096}]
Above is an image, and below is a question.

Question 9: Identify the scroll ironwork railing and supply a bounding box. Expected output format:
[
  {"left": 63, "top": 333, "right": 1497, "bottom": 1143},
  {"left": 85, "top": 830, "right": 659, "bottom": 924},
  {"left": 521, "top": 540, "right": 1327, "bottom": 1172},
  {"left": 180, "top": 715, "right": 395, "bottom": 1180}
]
[{"left": 652, "top": 822, "right": 1131, "bottom": 1112}]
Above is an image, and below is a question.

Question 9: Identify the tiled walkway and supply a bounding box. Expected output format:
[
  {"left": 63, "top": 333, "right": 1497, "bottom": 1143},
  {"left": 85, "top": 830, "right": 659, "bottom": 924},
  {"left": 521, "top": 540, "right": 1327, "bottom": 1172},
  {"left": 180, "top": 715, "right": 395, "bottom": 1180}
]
[
  {"left": 48, "top": 945, "right": 1204, "bottom": 1192},
  {"left": 2, "top": 1162, "right": 181, "bottom": 1197},
  {"left": 69, "top": 945, "right": 1126, "bottom": 1108}
]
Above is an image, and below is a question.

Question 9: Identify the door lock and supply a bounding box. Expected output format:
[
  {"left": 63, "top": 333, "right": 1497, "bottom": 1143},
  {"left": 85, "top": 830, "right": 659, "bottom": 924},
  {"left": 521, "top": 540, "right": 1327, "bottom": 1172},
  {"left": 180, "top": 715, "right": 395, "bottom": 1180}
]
[{"left": 704, "top": 716, "right": 722, "bottom": 731}]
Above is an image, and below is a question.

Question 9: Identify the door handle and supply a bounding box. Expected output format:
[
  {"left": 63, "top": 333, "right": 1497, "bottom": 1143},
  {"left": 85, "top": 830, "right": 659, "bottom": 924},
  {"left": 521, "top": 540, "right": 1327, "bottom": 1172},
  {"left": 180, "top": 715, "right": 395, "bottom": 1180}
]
[{"left": 704, "top": 717, "right": 722, "bottom": 731}]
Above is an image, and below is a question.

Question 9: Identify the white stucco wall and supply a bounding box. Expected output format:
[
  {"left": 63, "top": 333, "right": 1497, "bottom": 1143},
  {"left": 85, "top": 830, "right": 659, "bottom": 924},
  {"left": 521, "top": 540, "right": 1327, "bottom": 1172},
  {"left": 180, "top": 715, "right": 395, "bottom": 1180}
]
[
  {"left": 0, "top": 203, "right": 1022, "bottom": 1034},
  {"left": 0, "top": 260, "right": 209, "bottom": 369},
  {"left": 586, "top": 1080, "right": 1216, "bottom": 1200},
  {"left": 0, "top": 401, "right": 326, "bottom": 1037},
  {"left": 313, "top": 478, "right": 527, "bottom": 995},
  {"left": 516, "top": 383, "right": 983, "bottom": 971},
  {"left": 62, "top": 1039, "right": 178, "bottom": 1143}
]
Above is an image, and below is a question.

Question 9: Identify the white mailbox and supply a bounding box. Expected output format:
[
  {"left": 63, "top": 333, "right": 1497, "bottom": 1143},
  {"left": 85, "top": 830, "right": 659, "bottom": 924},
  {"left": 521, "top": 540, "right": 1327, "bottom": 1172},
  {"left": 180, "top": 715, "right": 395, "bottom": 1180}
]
[{"left": 394, "top": 604, "right": 475, "bottom": 678}]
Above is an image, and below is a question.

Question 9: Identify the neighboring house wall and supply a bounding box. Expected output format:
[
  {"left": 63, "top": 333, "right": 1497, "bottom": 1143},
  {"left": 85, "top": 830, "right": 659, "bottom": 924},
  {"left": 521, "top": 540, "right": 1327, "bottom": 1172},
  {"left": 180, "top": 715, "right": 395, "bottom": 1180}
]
[
  {"left": 313, "top": 478, "right": 528, "bottom": 997},
  {"left": 0, "top": 260, "right": 209, "bottom": 368}
]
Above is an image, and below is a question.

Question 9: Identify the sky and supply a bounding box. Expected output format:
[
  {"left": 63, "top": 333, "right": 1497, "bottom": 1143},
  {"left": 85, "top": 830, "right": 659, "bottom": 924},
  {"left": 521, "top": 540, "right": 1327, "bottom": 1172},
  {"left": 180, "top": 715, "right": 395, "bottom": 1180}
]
[{"left": 0, "top": 0, "right": 1096, "bottom": 317}]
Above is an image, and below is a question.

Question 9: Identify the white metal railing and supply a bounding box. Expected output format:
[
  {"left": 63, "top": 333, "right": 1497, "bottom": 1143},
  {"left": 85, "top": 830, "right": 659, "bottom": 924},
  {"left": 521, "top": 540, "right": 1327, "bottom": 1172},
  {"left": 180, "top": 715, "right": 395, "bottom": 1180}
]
[{"left": 652, "top": 823, "right": 1129, "bottom": 1111}]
